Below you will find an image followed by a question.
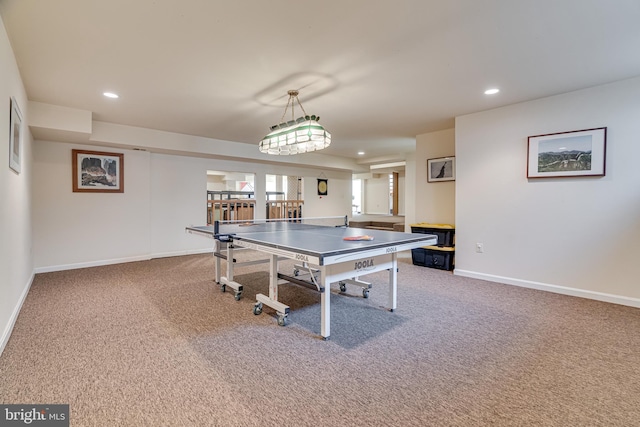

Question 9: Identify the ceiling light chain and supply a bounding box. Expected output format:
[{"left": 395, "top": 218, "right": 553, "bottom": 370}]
[
  {"left": 277, "top": 90, "right": 309, "bottom": 124},
  {"left": 292, "top": 90, "right": 308, "bottom": 117}
]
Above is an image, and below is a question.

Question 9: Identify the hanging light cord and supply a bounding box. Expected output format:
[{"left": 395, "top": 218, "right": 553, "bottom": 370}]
[{"left": 278, "top": 90, "right": 309, "bottom": 124}]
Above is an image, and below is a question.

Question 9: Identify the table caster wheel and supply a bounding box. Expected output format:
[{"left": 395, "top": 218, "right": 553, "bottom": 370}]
[
  {"left": 293, "top": 269, "right": 299, "bottom": 276},
  {"left": 221, "top": 284, "right": 226, "bottom": 292},
  {"left": 253, "top": 303, "right": 263, "bottom": 315},
  {"left": 277, "top": 314, "right": 288, "bottom": 326},
  {"left": 339, "top": 282, "right": 346, "bottom": 293},
  {"left": 234, "top": 292, "right": 242, "bottom": 301},
  {"left": 362, "top": 289, "right": 370, "bottom": 299}
]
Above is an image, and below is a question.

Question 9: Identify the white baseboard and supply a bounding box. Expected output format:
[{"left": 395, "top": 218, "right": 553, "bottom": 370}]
[
  {"left": 0, "top": 272, "right": 35, "bottom": 356},
  {"left": 151, "top": 248, "right": 212, "bottom": 259},
  {"left": 34, "top": 254, "right": 152, "bottom": 274},
  {"left": 454, "top": 269, "right": 640, "bottom": 309},
  {"left": 33, "top": 249, "right": 214, "bottom": 274}
]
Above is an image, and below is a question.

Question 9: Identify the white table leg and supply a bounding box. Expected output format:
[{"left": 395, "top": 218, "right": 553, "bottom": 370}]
[
  {"left": 226, "top": 244, "right": 234, "bottom": 281},
  {"left": 219, "top": 243, "right": 242, "bottom": 300},
  {"left": 269, "top": 253, "right": 278, "bottom": 302},
  {"left": 320, "top": 267, "right": 330, "bottom": 339},
  {"left": 214, "top": 243, "right": 221, "bottom": 284},
  {"left": 255, "top": 254, "right": 290, "bottom": 325},
  {"left": 389, "top": 253, "right": 398, "bottom": 311}
]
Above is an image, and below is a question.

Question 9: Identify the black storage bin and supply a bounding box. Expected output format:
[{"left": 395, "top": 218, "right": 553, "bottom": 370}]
[
  {"left": 410, "top": 223, "right": 455, "bottom": 247},
  {"left": 411, "top": 246, "right": 455, "bottom": 271}
]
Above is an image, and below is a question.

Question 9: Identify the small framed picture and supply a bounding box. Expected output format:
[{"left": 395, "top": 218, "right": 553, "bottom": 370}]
[
  {"left": 317, "top": 178, "right": 328, "bottom": 195},
  {"left": 9, "top": 97, "right": 23, "bottom": 174},
  {"left": 427, "top": 157, "right": 455, "bottom": 182},
  {"left": 527, "top": 127, "right": 606, "bottom": 178},
  {"left": 72, "top": 149, "right": 124, "bottom": 192}
]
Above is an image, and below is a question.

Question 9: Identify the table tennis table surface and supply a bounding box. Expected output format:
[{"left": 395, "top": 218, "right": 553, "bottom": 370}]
[
  {"left": 186, "top": 217, "right": 438, "bottom": 338},
  {"left": 187, "top": 218, "right": 434, "bottom": 264}
]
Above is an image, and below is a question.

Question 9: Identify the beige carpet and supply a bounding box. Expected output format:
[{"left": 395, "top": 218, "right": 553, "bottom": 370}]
[{"left": 1, "top": 253, "right": 639, "bottom": 426}]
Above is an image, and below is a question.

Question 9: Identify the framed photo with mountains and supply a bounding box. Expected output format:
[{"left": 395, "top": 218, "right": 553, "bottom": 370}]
[
  {"left": 72, "top": 149, "right": 124, "bottom": 193},
  {"left": 527, "top": 127, "right": 606, "bottom": 179}
]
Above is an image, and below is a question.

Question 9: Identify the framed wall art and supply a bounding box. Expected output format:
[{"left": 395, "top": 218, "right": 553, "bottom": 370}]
[
  {"left": 9, "top": 97, "right": 23, "bottom": 174},
  {"left": 72, "top": 149, "right": 124, "bottom": 193},
  {"left": 527, "top": 127, "right": 606, "bottom": 178},
  {"left": 317, "top": 178, "right": 328, "bottom": 196},
  {"left": 427, "top": 157, "right": 455, "bottom": 182}
]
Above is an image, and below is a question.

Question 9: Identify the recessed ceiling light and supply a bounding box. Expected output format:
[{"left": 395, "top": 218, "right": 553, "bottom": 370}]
[
  {"left": 103, "top": 92, "right": 119, "bottom": 98},
  {"left": 357, "top": 151, "right": 365, "bottom": 155},
  {"left": 484, "top": 88, "right": 500, "bottom": 95}
]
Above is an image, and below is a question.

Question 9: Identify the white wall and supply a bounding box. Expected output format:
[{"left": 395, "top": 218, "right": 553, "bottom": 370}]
[
  {"left": 33, "top": 142, "right": 152, "bottom": 270},
  {"left": 206, "top": 175, "right": 225, "bottom": 191},
  {"left": 398, "top": 174, "right": 405, "bottom": 216},
  {"left": 362, "top": 172, "right": 406, "bottom": 216},
  {"left": 404, "top": 155, "right": 416, "bottom": 230},
  {"left": 303, "top": 175, "right": 352, "bottom": 219},
  {"left": 414, "top": 128, "right": 455, "bottom": 225},
  {"left": 31, "top": 142, "right": 353, "bottom": 271},
  {"left": 365, "top": 174, "right": 390, "bottom": 214},
  {"left": 150, "top": 153, "right": 209, "bottom": 258},
  {"left": 0, "top": 18, "right": 32, "bottom": 354},
  {"left": 455, "top": 76, "right": 640, "bottom": 306}
]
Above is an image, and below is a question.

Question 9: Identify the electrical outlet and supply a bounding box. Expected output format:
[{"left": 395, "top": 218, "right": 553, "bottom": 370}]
[{"left": 476, "top": 243, "right": 484, "bottom": 253}]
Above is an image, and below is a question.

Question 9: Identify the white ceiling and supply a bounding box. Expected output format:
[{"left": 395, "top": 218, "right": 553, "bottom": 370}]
[{"left": 1, "top": 0, "right": 639, "bottom": 163}]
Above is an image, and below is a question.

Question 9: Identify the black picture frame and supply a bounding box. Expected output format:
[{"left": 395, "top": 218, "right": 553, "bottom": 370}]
[
  {"left": 427, "top": 157, "right": 455, "bottom": 182},
  {"left": 317, "top": 178, "right": 328, "bottom": 195},
  {"left": 527, "top": 127, "right": 606, "bottom": 178}
]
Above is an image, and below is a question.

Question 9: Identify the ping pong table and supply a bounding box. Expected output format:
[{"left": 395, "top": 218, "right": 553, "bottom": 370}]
[{"left": 186, "top": 216, "right": 437, "bottom": 339}]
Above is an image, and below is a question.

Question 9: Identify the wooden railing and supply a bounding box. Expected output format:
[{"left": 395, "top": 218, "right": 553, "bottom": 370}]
[
  {"left": 207, "top": 199, "right": 256, "bottom": 224},
  {"left": 266, "top": 200, "right": 303, "bottom": 220},
  {"left": 207, "top": 199, "right": 304, "bottom": 223}
]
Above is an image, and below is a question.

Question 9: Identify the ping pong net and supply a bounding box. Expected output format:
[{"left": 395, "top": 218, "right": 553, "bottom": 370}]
[{"left": 213, "top": 215, "right": 348, "bottom": 239}]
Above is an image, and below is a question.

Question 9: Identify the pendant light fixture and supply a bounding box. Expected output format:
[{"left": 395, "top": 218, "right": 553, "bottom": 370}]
[{"left": 259, "top": 90, "right": 331, "bottom": 155}]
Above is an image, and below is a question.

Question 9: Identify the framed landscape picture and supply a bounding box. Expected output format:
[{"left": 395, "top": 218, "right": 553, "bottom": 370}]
[
  {"left": 427, "top": 157, "right": 455, "bottom": 182},
  {"left": 9, "top": 97, "right": 23, "bottom": 174},
  {"left": 527, "top": 127, "right": 606, "bottom": 178},
  {"left": 72, "top": 149, "right": 124, "bottom": 192}
]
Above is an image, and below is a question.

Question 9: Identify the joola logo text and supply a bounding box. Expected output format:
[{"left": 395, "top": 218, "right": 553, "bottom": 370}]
[{"left": 354, "top": 259, "right": 374, "bottom": 270}]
